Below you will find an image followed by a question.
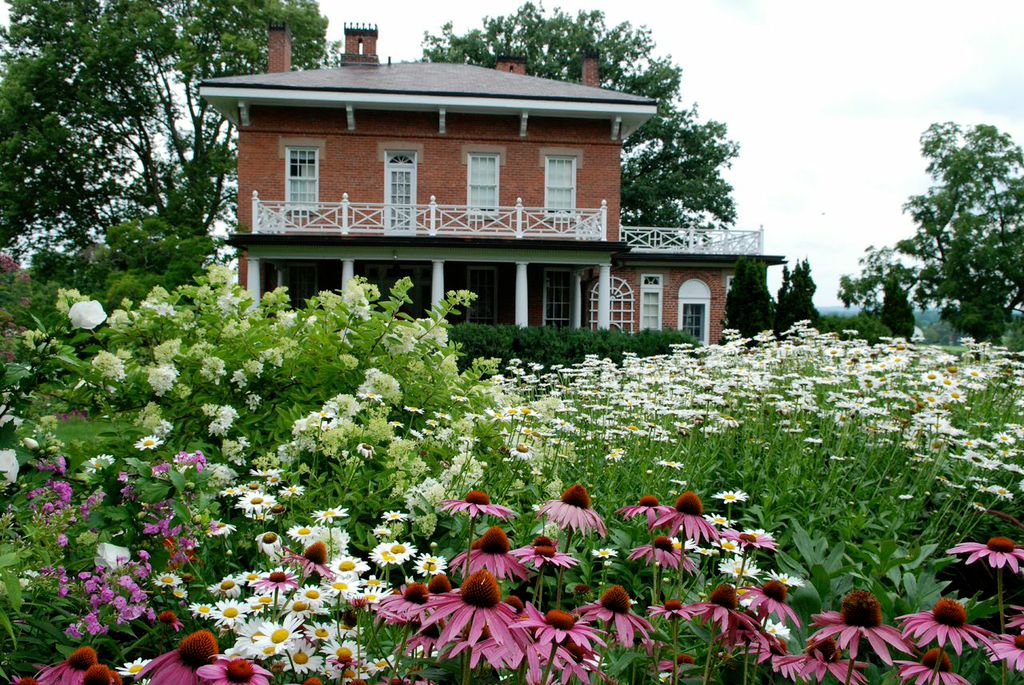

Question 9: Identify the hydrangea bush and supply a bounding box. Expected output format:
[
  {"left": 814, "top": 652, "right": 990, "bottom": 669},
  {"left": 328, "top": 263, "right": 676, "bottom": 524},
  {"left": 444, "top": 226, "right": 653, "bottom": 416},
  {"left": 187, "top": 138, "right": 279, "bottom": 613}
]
[{"left": 1, "top": 268, "right": 1024, "bottom": 684}]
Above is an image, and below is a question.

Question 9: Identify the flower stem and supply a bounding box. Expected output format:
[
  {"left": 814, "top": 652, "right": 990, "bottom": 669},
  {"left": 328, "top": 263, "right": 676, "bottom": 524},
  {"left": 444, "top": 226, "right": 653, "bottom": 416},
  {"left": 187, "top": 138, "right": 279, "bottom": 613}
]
[
  {"left": 670, "top": 619, "right": 680, "bottom": 685},
  {"left": 555, "top": 530, "right": 574, "bottom": 609},
  {"left": 463, "top": 518, "right": 475, "bottom": 578},
  {"left": 702, "top": 625, "right": 718, "bottom": 684},
  {"left": 842, "top": 651, "right": 856, "bottom": 685},
  {"left": 539, "top": 641, "right": 560, "bottom": 685}
]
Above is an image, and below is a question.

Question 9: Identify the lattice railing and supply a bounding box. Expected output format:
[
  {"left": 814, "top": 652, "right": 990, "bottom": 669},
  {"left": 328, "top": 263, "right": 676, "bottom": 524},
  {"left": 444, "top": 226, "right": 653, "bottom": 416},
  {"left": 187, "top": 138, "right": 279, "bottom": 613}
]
[
  {"left": 621, "top": 226, "right": 764, "bottom": 255},
  {"left": 251, "top": 192, "right": 608, "bottom": 241}
]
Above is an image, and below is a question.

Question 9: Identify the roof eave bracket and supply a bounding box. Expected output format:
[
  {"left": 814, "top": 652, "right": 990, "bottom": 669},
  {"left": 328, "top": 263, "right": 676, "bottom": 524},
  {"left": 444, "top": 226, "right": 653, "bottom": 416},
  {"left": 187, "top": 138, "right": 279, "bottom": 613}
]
[
  {"left": 238, "top": 101, "right": 250, "bottom": 127},
  {"left": 439, "top": 108, "right": 446, "bottom": 135},
  {"left": 346, "top": 105, "right": 356, "bottom": 131},
  {"left": 610, "top": 115, "right": 621, "bottom": 141},
  {"left": 519, "top": 111, "right": 529, "bottom": 138}
]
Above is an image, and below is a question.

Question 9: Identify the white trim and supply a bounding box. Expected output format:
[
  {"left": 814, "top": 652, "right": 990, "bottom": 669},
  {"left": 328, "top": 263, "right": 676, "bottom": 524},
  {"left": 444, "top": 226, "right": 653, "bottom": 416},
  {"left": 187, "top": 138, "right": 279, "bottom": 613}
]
[
  {"left": 466, "top": 153, "right": 500, "bottom": 211},
  {"left": 245, "top": 244, "right": 615, "bottom": 266},
  {"left": 285, "top": 146, "right": 319, "bottom": 204},
  {"left": 466, "top": 266, "right": 498, "bottom": 324},
  {"left": 200, "top": 86, "right": 657, "bottom": 136},
  {"left": 677, "top": 279, "right": 711, "bottom": 345},
  {"left": 542, "top": 267, "right": 573, "bottom": 327},
  {"left": 544, "top": 156, "right": 577, "bottom": 211},
  {"left": 639, "top": 273, "right": 664, "bottom": 331}
]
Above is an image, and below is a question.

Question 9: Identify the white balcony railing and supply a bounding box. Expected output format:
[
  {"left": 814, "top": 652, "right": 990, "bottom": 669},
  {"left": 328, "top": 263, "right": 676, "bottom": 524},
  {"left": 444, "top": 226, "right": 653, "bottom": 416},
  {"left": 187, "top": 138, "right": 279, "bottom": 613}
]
[
  {"left": 251, "top": 192, "right": 608, "bottom": 241},
  {"left": 621, "top": 225, "right": 764, "bottom": 255}
]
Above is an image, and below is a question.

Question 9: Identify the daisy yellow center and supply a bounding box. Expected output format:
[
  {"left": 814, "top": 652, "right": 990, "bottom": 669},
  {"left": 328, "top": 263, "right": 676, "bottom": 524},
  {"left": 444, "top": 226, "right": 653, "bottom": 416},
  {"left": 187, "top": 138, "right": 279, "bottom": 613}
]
[
  {"left": 305, "top": 590, "right": 321, "bottom": 599},
  {"left": 390, "top": 544, "right": 406, "bottom": 554},
  {"left": 294, "top": 652, "right": 310, "bottom": 665},
  {"left": 293, "top": 601, "right": 309, "bottom": 611},
  {"left": 298, "top": 528, "right": 311, "bottom": 535},
  {"left": 271, "top": 628, "right": 290, "bottom": 643},
  {"left": 221, "top": 580, "right": 235, "bottom": 590},
  {"left": 339, "top": 561, "right": 356, "bottom": 572},
  {"left": 129, "top": 665, "right": 144, "bottom": 674},
  {"left": 337, "top": 647, "right": 353, "bottom": 660},
  {"left": 223, "top": 608, "right": 239, "bottom": 618}
]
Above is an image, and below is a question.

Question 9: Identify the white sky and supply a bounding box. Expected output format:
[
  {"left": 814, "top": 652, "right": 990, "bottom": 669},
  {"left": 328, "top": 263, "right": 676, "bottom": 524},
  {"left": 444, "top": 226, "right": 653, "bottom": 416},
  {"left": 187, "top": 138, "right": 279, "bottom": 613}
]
[{"left": 3, "top": 0, "right": 1023, "bottom": 305}]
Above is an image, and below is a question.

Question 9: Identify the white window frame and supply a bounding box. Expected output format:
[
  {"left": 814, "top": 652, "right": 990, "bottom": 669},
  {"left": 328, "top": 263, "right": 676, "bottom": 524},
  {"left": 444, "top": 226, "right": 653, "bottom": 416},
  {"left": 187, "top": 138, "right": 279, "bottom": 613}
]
[
  {"left": 542, "top": 267, "right": 572, "bottom": 327},
  {"left": 466, "top": 153, "right": 500, "bottom": 213},
  {"left": 639, "top": 273, "right": 664, "bottom": 331},
  {"left": 544, "top": 156, "right": 577, "bottom": 211},
  {"left": 384, "top": 151, "right": 418, "bottom": 233},
  {"left": 285, "top": 147, "right": 319, "bottom": 205},
  {"left": 678, "top": 279, "right": 711, "bottom": 345},
  {"left": 466, "top": 266, "right": 498, "bottom": 324}
]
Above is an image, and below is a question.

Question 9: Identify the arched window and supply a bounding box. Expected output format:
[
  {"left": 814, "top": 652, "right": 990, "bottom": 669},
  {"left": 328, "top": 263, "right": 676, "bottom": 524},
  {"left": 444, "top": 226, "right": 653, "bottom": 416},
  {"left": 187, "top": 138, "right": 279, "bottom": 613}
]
[
  {"left": 678, "top": 279, "right": 711, "bottom": 344},
  {"left": 589, "top": 276, "right": 635, "bottom": 332}
]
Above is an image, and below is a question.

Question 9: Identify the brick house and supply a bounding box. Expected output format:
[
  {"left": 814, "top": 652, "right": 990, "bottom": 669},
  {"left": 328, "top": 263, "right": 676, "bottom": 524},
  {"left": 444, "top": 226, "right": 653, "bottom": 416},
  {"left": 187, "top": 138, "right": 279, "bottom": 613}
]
[{"left": 200, "top": 23, "right": 783, "bottom": 344}]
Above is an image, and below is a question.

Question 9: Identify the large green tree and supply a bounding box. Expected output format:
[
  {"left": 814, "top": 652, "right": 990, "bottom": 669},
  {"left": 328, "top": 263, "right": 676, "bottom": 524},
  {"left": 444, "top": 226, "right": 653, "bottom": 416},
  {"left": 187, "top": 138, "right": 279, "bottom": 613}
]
[
  {"left": 840, "top": 123, "right": 1024, "bottom": 340},
  {"left": 0, "top": 0, "right": 330, "bottom": 260},
  {"left": 775, "top": 258, "right": 818, "bottom": 334},
  {"left": 422, "top": 3, "right": 739, "bottom": 228}
]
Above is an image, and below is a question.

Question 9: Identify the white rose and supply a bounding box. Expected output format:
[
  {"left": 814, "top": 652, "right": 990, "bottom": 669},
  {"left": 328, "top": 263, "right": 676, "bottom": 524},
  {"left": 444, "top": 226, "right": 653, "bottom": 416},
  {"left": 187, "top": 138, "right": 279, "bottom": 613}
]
[
  {"left": 95, "top": 542, "right": 131, "bottom": 569},
  {"left": 0, "top": 449, "right": 18, "bottom": 484},
  {"left": 68, "top": 300, "right": 107, "bottom": 330}
]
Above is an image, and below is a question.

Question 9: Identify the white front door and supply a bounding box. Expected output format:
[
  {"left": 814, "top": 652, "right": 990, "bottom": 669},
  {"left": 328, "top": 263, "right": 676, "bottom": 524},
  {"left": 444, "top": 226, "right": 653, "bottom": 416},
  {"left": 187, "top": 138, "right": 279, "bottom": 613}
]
[{"left": 385, "top": 152, "right": 417, "bottom": 233}]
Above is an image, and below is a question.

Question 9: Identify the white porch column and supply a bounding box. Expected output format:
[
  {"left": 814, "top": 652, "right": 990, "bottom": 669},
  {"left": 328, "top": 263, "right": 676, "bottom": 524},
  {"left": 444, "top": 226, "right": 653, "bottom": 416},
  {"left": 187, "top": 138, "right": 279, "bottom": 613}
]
[
  {"left": 246, "top": 257, "right": 261, "bottom": 308},
  {"left": 341, "top": 259, "right": 355, "bottom": 287},
  {"left": 596, "top": 263, "right": 611, "bottom": 330},
  {"left": 431, "top": 260, "right": 445, "bottom": 307},
  {"left": 515, "top": 261, "right": 529, "bottom": 327},
  {"left": 571, "top": 270, "right": 583, "bottom": 329}
]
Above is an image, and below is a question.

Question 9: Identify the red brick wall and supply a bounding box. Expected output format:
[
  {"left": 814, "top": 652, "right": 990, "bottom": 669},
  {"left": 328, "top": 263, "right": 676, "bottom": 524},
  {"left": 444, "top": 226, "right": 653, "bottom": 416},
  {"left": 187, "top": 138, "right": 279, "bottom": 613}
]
[
  {"left": 236, "top": 107, "right": 622, "bottom": 239},
  {"left": 613, "top": 266, "right": 732, "bottom": 343}
]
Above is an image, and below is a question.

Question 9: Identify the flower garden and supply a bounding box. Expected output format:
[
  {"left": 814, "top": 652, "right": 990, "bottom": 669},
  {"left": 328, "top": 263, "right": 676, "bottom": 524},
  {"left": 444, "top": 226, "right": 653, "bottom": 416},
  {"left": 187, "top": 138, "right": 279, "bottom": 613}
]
[{"left": 2, "top": 267, "right": 1024, "bottom": 684}]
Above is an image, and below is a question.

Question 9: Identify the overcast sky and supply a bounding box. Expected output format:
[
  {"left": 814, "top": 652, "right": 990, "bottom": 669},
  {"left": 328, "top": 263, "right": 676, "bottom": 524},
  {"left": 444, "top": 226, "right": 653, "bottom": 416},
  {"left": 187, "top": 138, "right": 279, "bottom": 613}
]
[{"left": 2, "top": 0, "right": 1022, "bottom": 305}]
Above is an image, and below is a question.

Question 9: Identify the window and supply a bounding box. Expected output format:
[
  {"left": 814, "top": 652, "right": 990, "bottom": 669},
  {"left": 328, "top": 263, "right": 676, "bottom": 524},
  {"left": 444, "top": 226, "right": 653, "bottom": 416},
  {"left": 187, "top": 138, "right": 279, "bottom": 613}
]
[
  {"left": 543, "top": 268, "right": 572, "bottom": 327},
  {"left": 544, "top": 157, "right": 576, "bottom": 211},
  {"left": 640, "top": 274, "right": 663, "bottom": 331},
  {"left": 467, "top": 154, "right": 500, "bottom": 211},
  {"left": 286, "top": 148, "right": 319, "bottom": 204},
  {"left": 466, "top": 267, "right": 497, "bottom": 324},
  {"left": 678, "top": 279, "right": 711, "bottom": 345}
]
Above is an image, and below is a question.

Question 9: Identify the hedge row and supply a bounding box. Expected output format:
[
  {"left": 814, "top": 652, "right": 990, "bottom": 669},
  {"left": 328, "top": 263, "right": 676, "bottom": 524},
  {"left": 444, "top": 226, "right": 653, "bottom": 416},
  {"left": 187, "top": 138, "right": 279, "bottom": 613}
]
[{"left": 449, "top": 323, "right": 697, "bottom": 370}]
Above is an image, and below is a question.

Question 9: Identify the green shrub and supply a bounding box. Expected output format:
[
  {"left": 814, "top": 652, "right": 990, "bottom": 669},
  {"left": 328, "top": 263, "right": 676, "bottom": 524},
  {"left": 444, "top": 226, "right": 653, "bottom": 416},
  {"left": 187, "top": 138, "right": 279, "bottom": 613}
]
[
  {"left": 449, "top": 323, "right": 696, "bottom": 370},
  {"left": 817, "top": 312, "right": 893, "bottom": 344}
]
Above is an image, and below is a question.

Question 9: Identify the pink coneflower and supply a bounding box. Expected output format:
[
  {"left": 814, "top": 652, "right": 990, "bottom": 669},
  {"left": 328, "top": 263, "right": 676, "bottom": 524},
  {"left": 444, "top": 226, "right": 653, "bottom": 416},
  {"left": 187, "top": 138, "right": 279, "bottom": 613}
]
[
  {"left": 627, "top": 535, "right": 696, "bottom": 571},
  {"left": 440, "top": 490, "right": 516, "bottom": 520},
  {"left": 617, "top": 495, "right": 663, "bottom": 528},
  {"left": 773, "top": 638, "right": 866, "bottom": 684},
  {"left": 282, "top": 542, "right": 334, "bottom": 579},
  {"left": 742, "top": 580, "right": 800, "bottom": 626},
  {"left": 537, "top": 485, "right": 607, "bottom": 538},
  {"left": 196, "top": 657, "right": 272, "bottom": 685},
  {"left": 989, "top": 633, "right": 1024, "bottom": 670},
  {"left": 656, "top": 652, "right": 698, "bottom": 674},
  {"left": 895, "top": 648, "right": 970, "bottom": 684},
  {"left": 722, "top": 528, "right": 778, "bottom": 552},
  {"left": 576, "top": 585, "right": 652, "bottom": 646},
  {"left": 653, "top": 492, "right": 719, "bottom": 543},
  {"left": 684, "top": 584, "right": 764, "bottom": 648},
  {"left": 513, "top": 605, "right": 606, "bottom": 652},
  {"left": 421, "top": 569, "right": 518, "bottom": 648},
  {"left": 158, "top": 610, "right": 184, "bottom": 632},
  {"left": 809, "top": 590, "right": 912, "bottom": 665},
  {"left": 898, "top": 598, "right": 993, "bottom": 654},
  {"left": 34, "top": 646, "right": 98, "bottom": 685},
  {"left": 136, "top": 630, "right": 219, "bottom": 684},
  {"left": 648, "top": 598, "right": 701, "bottom": 621},
  {"left": 451, "top": 527, "right": 529, "bottom": 581},
  {"left": 445, "top": 629, "right": 522, "bottom": 671},
  {"left": 947, "top": 537, "right": 1024, "bottom": 572},
  {"left": 510, "top": 536, "right": 579, "bottom": 570},
  {"left": 252, "top": 568, "right": 300, "bottom": 593},
  {"left": 376, "top": 583, "right": 431, "bottom": 624}
]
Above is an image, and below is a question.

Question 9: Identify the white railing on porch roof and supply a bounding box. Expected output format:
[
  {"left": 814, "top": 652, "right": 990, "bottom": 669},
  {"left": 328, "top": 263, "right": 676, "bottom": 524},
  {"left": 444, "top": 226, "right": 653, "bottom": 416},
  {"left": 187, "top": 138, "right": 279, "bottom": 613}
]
[
  {"left": 620, "top": 225, "right": 764, "bottom": 255},
  {"left": 251, "top": 192, "right": 608, "bottom": 241}
]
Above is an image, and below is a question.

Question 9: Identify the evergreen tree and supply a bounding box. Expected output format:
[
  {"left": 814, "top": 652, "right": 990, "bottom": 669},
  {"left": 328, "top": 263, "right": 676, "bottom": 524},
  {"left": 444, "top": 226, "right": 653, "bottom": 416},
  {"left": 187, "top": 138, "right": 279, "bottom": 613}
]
[
  {"left": 776, "top": 259, "right": 819, "bottom": 333},
  {"left": 880, "top": 275, "right": 916, "bottom": 338},
  {"left": 724, "top": 257, "right": 774, "bottom": 337},
  {"left": 774, "top": 265, "right": 793, "bottom": 335}
]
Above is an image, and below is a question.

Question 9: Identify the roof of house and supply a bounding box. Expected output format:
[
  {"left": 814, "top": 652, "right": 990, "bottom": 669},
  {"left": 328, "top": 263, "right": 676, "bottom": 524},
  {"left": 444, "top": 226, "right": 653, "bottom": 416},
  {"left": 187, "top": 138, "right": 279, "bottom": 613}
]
[{"left": 201, "top": 61, "right": 656, "bottom": 106}]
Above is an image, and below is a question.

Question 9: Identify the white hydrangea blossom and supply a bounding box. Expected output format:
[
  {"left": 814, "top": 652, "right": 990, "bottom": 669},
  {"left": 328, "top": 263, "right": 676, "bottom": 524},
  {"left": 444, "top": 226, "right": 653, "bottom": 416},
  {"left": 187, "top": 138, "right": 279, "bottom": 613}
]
[
  {"left": 203, "top": 404, "right": 239, "bottom": 437},
  {"left": 91, "top": 350, "right": 126, "bottom": 382},
  {"left": 358, "top": 368, "right": 401, "bottom": 405},
  {"left": 147, "top": 364, "right": 179, "bottom": 396},
  {"left": 199, "top": 356, "right": 227, "bottom": 384}
]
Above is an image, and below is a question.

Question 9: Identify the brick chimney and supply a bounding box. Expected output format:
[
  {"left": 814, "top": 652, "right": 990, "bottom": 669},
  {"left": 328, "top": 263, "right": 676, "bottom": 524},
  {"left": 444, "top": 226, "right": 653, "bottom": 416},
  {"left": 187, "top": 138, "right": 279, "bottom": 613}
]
[
  {"left": 344, "top": 23, "right": 379, "bottom": 64},
  {"left": 582, "top": 49, "right": 600, "bottom": 87},
  {"left": 268, "top": 22, "right": 292, "bottom": 73},
  {"left": 495, "top": 55, "right": 527, "bottom": 75}
]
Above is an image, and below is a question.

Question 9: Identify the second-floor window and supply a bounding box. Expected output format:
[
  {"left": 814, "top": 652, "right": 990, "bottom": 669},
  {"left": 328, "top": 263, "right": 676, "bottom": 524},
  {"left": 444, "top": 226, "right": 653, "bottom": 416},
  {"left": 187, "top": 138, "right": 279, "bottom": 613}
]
[
  {"left": 545, "top": 156, "right": 576, "bottom": 211},
  {"left": 467, "top": 154, "right": 499, "bottom": 211},
  {"left": 286, "top": 148, "right": 319, "bottom": 204}
]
